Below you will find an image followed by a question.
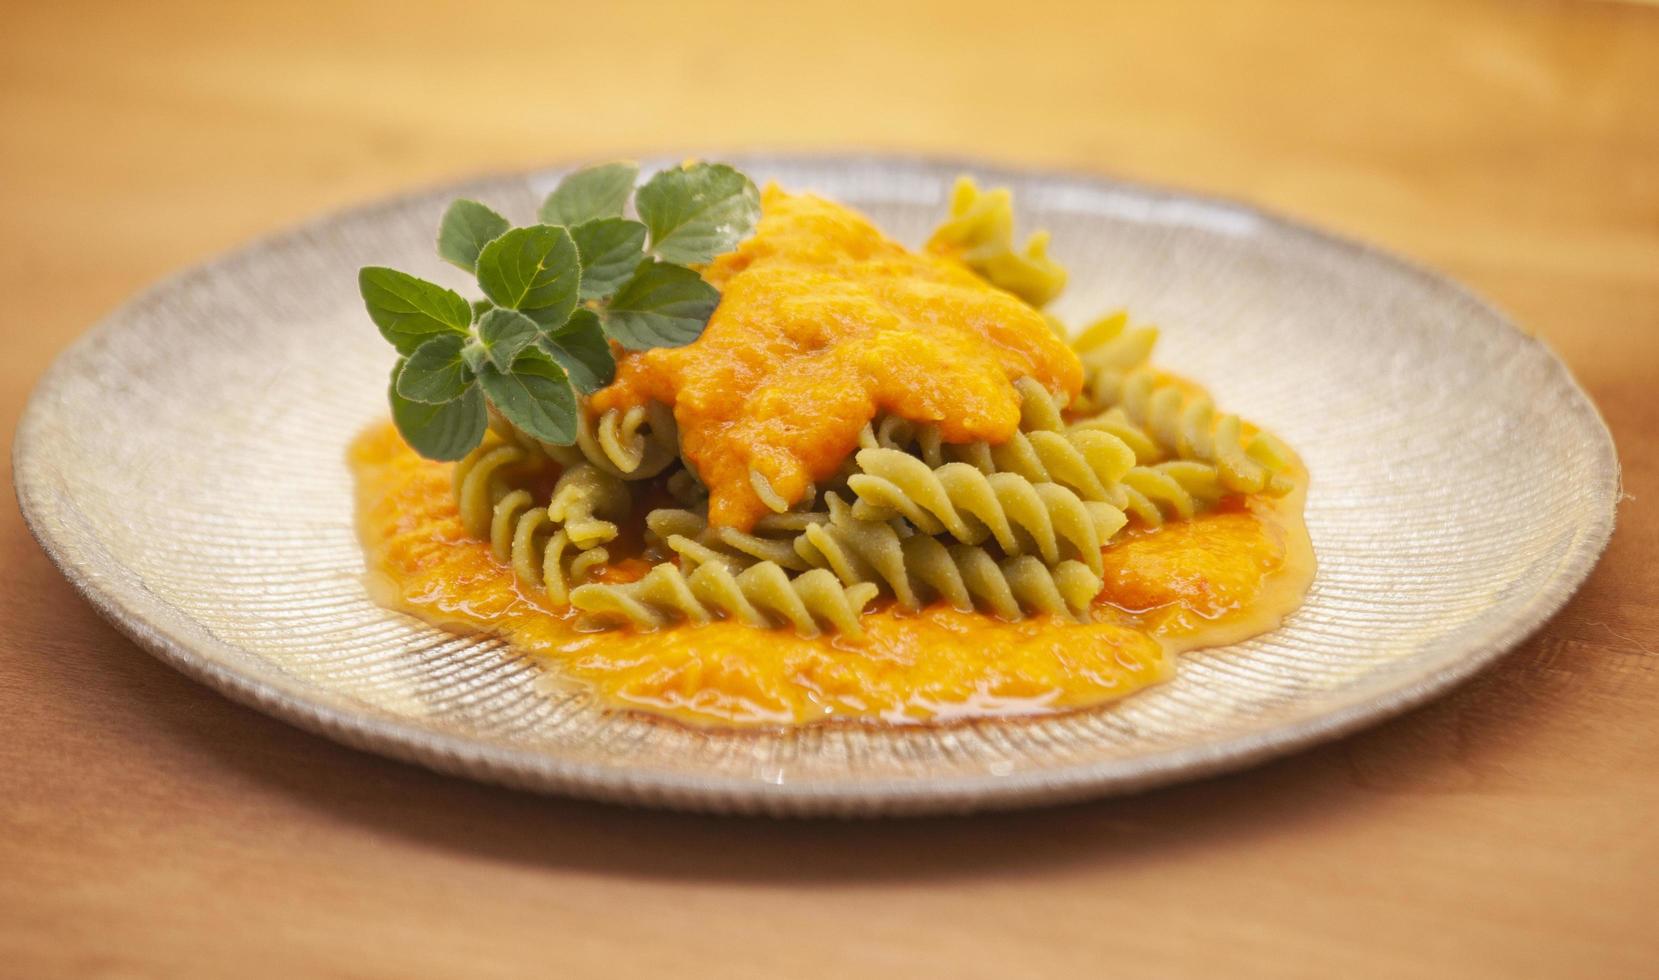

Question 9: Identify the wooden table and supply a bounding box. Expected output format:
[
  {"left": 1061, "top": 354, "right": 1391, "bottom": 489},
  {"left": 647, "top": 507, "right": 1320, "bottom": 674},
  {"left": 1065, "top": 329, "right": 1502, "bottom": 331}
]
[{"left": 4, "top": 1, "right": 1656, "bottom": 976}]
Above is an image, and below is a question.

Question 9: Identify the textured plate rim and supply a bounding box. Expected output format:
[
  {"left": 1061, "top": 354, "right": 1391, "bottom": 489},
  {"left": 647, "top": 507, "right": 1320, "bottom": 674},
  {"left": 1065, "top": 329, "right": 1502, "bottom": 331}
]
[{"left": 12, "top": 153, "right": 1620, "bottom": 817}]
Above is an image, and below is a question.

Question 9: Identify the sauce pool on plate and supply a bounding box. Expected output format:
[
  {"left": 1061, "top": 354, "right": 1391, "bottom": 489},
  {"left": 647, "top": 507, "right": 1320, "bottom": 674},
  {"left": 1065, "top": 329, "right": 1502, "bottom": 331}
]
[{"left": 351, "top": 423, "right": 1313, "bottom": 728}]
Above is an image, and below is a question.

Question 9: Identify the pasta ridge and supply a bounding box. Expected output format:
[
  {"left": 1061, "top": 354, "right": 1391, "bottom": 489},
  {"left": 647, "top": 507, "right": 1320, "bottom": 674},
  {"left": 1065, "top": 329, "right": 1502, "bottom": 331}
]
[
  {"left": 793, "top": 494, "right": 1102, "bottom": 621},
  {"left": 492, "top": 488, "right": 610, "bottom": 607},
  {"left": 546, "top": 463, "right": 631, "bottom": 550},
  {"left": 1066, "top": 312, "right": 1291, "bottom": 497},
  {"left": 1072, "top": 310, "right": 1160, "bottom": 413},
  {"left": 453, "top": 437, "right": 532, "bottom": 540},
  {"left": 528, "top": 402, "right": 679, "bottom": 480},
  {"left": 858, "top": 382, "right": 1140, "bottom": 508},
  {"left": 645, "top": 507, "right": 823, "bottom": 572},
  {"left": 452, "top": 435, "right": 633, "bottom": 609},
  {"left": 1114, "top": 368, "right": 1293, "bottom": 496},
  {"left": 925, "top": 176, "right": 1067, "bottom": 308},
  {"left": 846, "top": 447, "right": 1126, "bottom": 574},
  {"left": 569, "top": 561, "right": 880, "bottom": 636}
]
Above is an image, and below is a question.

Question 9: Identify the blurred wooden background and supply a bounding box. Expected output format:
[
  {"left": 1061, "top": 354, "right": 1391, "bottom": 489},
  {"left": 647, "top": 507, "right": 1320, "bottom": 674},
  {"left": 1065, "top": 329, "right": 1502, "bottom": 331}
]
[{"left": 3, "top": 1, "right": 1656, "bottom": 977}]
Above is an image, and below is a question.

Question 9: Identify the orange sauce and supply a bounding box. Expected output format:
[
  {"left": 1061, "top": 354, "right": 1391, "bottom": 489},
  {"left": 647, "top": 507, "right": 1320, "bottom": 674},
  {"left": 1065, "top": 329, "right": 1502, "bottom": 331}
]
[
  {"left": 351, "top": 424, "right": 1314, "bottom": 729},
  {"left": 592, "top": 188, "right": 1083, "bottom": 530}
]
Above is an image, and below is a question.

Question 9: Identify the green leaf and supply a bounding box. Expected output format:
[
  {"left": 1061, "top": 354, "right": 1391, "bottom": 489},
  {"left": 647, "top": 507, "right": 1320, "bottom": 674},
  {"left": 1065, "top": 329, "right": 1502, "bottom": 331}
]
[
  {"left": 475, "top": 307, "right": 540, "bottom": 372},
  {"left": 475, "top": 225, "right": 581, "bottom": 329},
  {"left": 601, "top": 260, "right": 720, "bottom": 350},
  {"left": 539, "top": 161, "right": 638, "bottom": 227},
  {"left": 359, "top": 267, "right": 471, "bottom": 355},
  {"left": 470, "top": 298, "right": 493, "bottom": 323},
  {"left": 388, "top": 361, "right": 487, "bottom": 460},
  {"left": 436, "top": 199, "right": 510, "bottom": 273},
  {"left": 539, "top": 308, "right": 614, "bottom": 393},
  {"left": 570, "top": 218, "right": 647, "bottom": 300},
  {"left": 396, "top": 334, "right": 472, "bottom": 404},
  {"left": 477, "top": 347, "right": 577, "bottom": 445},
  {"left": 635, "top": 162, "right": 760, "bottom": 265}
]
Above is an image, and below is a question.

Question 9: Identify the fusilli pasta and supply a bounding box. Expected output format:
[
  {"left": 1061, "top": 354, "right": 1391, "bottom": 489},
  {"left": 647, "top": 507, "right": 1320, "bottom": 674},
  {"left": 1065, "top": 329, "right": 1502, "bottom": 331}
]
[
  {"left": 794, "top": 494, "right": 1102, "bottom": 621},
  {"left": 646, "top": 506, "right": 821, "bottom": 572},
  {"left": 860, "top": 380, "right": 1141, "bottom": 507},
  {"left": 546, "top": 463, "right": 630, "bottom": 550},
  {"left": 1072, "top": 310, "right": 1160, "bottom": 411},
  {"left": 1114, "top": 368, "right": 1292, "bottom": 496},
  {"left": 570, "top": 561, "right": 879, "bottom": 636},
  {"left": 453, "top": 438, "right": 533, "bottom": 539},
  {"left": 532, "top": 402, "right": 679, "bottom": 480},
  {"left": 846, "top": 448, "right": 1125, "bottom": 574},
  {"left": 927, "top": 177, "right": 1067, "bottom": 308},
  {"left": 491, "top": 489, "right": 610, "bottom": 606}
]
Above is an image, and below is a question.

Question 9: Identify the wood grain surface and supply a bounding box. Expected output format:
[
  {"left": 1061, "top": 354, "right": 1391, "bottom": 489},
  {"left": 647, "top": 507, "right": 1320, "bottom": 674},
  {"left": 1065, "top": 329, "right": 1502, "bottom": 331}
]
[{"left": 3, "top": 1, "right": 1656, "bottom": 977}]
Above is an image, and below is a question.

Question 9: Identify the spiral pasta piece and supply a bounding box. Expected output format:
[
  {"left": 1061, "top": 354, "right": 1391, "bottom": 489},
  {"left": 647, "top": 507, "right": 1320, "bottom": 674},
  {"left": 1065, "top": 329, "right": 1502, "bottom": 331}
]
[
  {"left": 1067, "top": 408, "right": 1162, "bottom": 465},
  {"left": 926, "top": 176, "right": 1067, "bottom": 308},
  {"left": 489, "top": 487, "right": 540, "bottom": 563},
  {"left": 859, "top": 414, "right": 923, "bottom": 454},
  {"left": 846, "top": 448, "right": 1125, "bottom": 573},
  {"left": 570, "top": 562, "right": 880, "bottom": 637},
  {"left": 486, "top": 488, "right": 610, "bottom": 606},
  {"left": 1118, "top": 461, "right": 1225, "bottom": 527},
  {"left": 992, "top": 553, "right": 1103, "bottom": 622},
  {"left": 665, "top": 466, "right": 707, "bottom": 508},
  {"left": 793, "top": 495, "right": 1103, "bottom": 621},
  {"left": 889, "top": 378, "right": 1139, "bottom": 508},
  {"left": 532, "top": 402, "right": 678, "bottom": 480},
  {"left": 547, "top": 463, "right": 631, "bottom": 550},
  {"left": 1072, "top": 310, "right": 1160, "bottom": 411},
  {"left": 858, "top": 415, "right": 950, "bottom": 471},
  {"left": 793, "top": 495, "right": 953, "bottom": 610},
  {"left": 453, "top": 438, "right": 532, "bottom": 539},
  {"left": 872, "top": 425, "right": 1139, "bottom": 511},
  {"left": 1013, "top": 376, "right": 1067, "bottom": 433},
  {"left": 1116, "top": 368, "right": 1292, "bottom": 496},
  {"left": 541, "top": 532, "right": 610, "bottom": 606},
  {"left": 977, "top": 427, "right": 1138, "bottom": 505},
  {"left": 645, "top": 506, "right": 825, "bottom": 572},
  {"left": 853, "top": 379, "right": 1138, "bottom": 505},
  {"left": 644, "top": 507, "right": 708, "bottom": 546}
]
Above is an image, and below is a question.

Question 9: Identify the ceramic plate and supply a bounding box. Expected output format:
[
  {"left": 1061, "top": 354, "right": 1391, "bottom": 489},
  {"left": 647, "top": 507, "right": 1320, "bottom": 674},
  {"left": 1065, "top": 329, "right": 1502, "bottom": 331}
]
[{"left": 13, "top": 156, "right": 1618, "bottom": 816}]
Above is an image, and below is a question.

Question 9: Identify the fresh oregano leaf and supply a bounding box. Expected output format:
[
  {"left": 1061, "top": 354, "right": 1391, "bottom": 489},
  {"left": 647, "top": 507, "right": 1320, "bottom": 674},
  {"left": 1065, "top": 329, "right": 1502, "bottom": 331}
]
[
  {"left": 601, "top": 259, "right": 720, "bottom": 350},
  {"left": 539, "top": 308, "right": 614, "bottom": 393},
  {"left": 570, "top": 218, "right": 648, "bottom": 300},
  {"left": 539, "top": 161, "right": 639, "bottom": 227},
  {"left": 359, "top": 267, "right": 471, "bottom": 355},
  {"left": 436, "top": 199, "right": 510, "bottom": 273},
  {"left": 475, "top": 307, "right": 540, "bottom": 372},
  {"left": 475, "top": 225, "right": 581, "bottom": 329},
  {"left": 396, "top": 334, "right": 473, "bottom": 404},
  {"left": 389, "top": 360, "right": 487, "bottom": 460},
  {"left": 635, "top": 163, "right": 760, "bottom": 265},
  {"left": 477, "top": 347, "right": 577, "bottom": 445},
  {"left": 365, "top": 162, "right": 764, "bottom": 428}
]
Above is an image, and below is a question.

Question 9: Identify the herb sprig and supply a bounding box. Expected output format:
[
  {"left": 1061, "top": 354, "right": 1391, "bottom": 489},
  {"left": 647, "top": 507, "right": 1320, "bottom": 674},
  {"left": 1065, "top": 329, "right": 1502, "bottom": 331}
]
[{"left": 360, "top": 161, "right": 759, "bottom": 460}]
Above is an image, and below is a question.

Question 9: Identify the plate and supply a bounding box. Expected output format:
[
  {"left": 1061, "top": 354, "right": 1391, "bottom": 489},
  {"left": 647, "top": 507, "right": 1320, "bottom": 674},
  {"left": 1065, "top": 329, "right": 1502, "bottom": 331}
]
[{"left": 13, "top": 155, "right": 1618, "bottom": 816}]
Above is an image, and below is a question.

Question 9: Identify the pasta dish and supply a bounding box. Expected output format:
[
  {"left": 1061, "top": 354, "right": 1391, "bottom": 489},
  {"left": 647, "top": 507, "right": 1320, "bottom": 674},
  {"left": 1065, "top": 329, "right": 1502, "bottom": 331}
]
[{"left": 351, "top": 163, "right": 1314, "bottom": 727}]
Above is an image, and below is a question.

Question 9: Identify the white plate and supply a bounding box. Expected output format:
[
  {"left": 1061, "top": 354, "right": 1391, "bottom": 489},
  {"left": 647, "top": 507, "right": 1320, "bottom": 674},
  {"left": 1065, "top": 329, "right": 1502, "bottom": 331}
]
[{"left": 13, "top": 155, "right": 1618, "bottom": 816}]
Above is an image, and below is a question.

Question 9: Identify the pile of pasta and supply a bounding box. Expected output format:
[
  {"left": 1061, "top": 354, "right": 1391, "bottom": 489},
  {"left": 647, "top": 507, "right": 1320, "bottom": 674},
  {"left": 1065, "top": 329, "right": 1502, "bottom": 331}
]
[{"left": 450, "top": 180, "right": 1293, "bottom": 637}]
